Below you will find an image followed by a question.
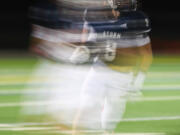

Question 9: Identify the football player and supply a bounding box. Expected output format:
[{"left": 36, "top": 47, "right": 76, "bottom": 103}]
[
  {"left": 72, "top": 11, "right": 152, "bottom": 132},
  {"left": 28, "top": 0, "right": 152, "bottom": 134}
]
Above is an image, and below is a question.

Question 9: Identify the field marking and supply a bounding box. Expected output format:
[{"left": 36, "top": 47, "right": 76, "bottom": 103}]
[
  {"left": 0, "top": 124, "right": 15, "bottom": 127},
  {"left": 0, "top": 122, "right": 57, "bottom": 127},
  {"left": 121, "top": 116, "right": 180, "bottom": 122},
  {"left": 0, "top": 125, "right": 166, "bottom": 135},
  {"left": 44, "top": 131, "right": 165, "bottom": 135},
  {"left": 0, "top": 101, "right": 64, "bottom": 107},
  {"left": 1, "top": 83, "right": 180, "bottom": 92},
  {"left": 0, "top": 127, "right": 58, "bottom": 131},
  {"left": 0, "top": 126, "right": 166, "bottom": 135},
  {"left": 1, "top": 116, "right": 180, "bottom": 129},
  {"left": 0, "top": 90, "right": 54, "bottom": 95},
  {"left": 30, "top": 130, "right": 166, "bottom": 135},
  {"left": 143, "top": 85, "right": 180, "bottom": 91},
  {"left": 0, "top": 96, "right": 180, "bottom": 107},
  {"left": 114, "top": 134, "right": 165, "bottom": 135},
  {"left": 129, "top": 96, "right": 180, "bottom": 101},
  {"left": 0, "top": 95, "right": 180, "bottom": 108}
]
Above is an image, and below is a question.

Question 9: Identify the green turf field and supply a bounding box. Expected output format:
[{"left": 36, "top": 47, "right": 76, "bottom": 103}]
[{"left": 0, "top": 55, "right": 180, "bottom": 135}]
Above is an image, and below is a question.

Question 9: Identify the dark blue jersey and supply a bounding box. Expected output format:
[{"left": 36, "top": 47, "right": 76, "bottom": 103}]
[
  {"left": 66, "top": 11, "right": 151, "bottom": 34},
  {"left": 30, "top": 7, "right": 150, "bottom": 34},
  {"left": 87, "top": 11, "right": 151, "bottom": 34},
  {"left": 56, "top": 0, "right": 137, "bottom": 11},
  {"left": 29, "top": 0, "right": 150, "bottom": 34}
]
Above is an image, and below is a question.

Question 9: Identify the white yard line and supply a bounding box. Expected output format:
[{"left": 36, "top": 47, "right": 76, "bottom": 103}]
[
  {"left": 121, "top": 116, "right": 180, "bottom": 122},
  {"left": 0, "top": 95, "right": 180, "bottom": 108},
  {"left": 0, "top": 122, "right": 57, "bottom": 127},
  {"left": 32, "top": 130, "right": 166, "bottom": 135},
  {"left": 1, "top": 116, "right": 180, "bottom": 129},
  {"left": 0, "top": 90, "right": 54, "bottom": 95},
  {"left": 143, "top": 85, "right": 180, "bottom": 91},
  {"left": 0, "top": 127, "right": 58, "bottom": 131},
  {"left": 0, "top": 124, "right": 15, "bottom": 127},
  {"left": 1, "top": 83, "right": 180, "bottom": 93},
  {"left": 0, "top": 126, "right": 165, "bottom": 135},
  {"left": 114, "top": 134, "right": 165, "bottom": 135},
  {"left": 44, "top": 132, "right": 165, "bottom": 135},
  {"left": 0, "top": 101, "right": 65, "bottom": 107},
  {"left": 129, "top": 96, "right": 180, "bottom": 101}
]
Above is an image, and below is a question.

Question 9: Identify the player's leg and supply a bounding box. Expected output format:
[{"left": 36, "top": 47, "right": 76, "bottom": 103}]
[
  {"left": 72, "top": 65, "right": 107, "bottom": 132},
  {"left": 101, "top": 69, "right": 133, "bottom": 131},
  {"left": 101, "top": 36, "right": 152, "bottom": 131}
]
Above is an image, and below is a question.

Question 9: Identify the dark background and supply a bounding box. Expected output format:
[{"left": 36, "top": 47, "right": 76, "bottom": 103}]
[{"left": 0, "top": 0, "right": 180, "bottom": 53}]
